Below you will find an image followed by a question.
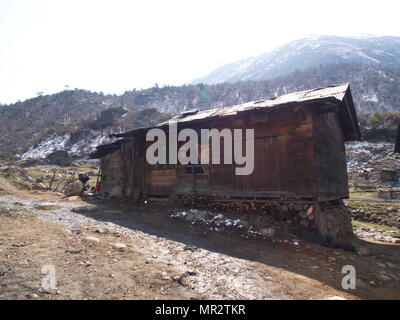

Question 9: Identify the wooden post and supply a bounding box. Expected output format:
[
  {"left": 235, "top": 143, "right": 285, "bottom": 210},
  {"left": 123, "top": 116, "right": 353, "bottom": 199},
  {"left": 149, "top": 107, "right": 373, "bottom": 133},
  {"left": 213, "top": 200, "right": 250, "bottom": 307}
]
[{"left": 48, "top": 170, "right": 57, "bottom": 190}]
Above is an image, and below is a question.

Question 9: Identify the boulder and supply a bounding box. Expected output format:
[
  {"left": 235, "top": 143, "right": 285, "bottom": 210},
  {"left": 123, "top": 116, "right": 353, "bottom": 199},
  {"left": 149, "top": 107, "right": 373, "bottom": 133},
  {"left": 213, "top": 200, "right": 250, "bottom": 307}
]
[
  {"left": 193, "top": 210, "right": 212, "bottom": 221},
  {"left": 113, "top": 243, "right": 127, "bottom": 251},
  {"left": 355, "top": 246, "right": 373, "bottom": 257},
  {"left": 260, "top": 227, "right": 275, "bottom": 238},
  {"left": 46, "top": 150, "right": 72, "bottom": 166},
  {"left": 89, "top": 106, "right": 128, "bottom": 130},
  {"left": 83, "top": 236, "right": 100, "bottom": 243},
  {"left": 184, "top": 212, "right": 196, "bottom": 222},
  {"left": 64, "top": 180, "right": 84, "bottom": 197},
  {"left": 313, "top": 204, "right": 354, "bottom": 241}
]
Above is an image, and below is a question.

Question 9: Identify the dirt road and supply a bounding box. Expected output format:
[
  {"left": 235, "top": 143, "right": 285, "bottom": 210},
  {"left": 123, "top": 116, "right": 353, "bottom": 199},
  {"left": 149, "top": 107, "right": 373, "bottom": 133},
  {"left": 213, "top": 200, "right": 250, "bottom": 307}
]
[{"left": 0, "top": 188, "right": 399, "bottom": 299}]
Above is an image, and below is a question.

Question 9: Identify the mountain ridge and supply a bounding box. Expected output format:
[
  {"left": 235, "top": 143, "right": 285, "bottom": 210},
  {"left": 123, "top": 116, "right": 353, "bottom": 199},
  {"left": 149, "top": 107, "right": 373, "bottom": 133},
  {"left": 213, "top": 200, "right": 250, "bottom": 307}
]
[{"left": 192, "top": 35, "right": 400, "bottom": 84}]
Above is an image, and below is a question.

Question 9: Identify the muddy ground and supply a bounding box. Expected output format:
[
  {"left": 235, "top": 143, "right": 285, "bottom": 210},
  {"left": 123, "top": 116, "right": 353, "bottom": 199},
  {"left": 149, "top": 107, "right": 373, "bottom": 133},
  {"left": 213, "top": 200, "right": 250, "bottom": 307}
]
[{"left": 0, "top": 171, "right": 399, "bottom": 300}]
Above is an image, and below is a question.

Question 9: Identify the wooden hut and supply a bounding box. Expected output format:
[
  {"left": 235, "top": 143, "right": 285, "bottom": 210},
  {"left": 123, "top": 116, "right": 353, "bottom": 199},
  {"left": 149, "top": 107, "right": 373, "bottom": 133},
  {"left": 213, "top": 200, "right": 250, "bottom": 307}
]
[{"left": 91, "top": 83, "right": 361, "bottom": 240}]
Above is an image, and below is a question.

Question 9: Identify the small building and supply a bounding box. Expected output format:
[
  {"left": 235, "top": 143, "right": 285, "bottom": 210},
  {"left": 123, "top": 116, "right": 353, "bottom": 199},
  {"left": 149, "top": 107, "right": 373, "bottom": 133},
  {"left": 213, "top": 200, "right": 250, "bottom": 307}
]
[{"left": 91, "top": 83, "right": 361, "bottom": 241}]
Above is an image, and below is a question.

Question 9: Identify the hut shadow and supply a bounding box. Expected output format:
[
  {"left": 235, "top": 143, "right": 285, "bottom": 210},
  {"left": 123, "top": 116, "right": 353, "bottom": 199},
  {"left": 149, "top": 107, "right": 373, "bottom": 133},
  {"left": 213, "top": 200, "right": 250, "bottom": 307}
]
[{"left": 77, "top": 197, "right": 400, "bottom": 300}]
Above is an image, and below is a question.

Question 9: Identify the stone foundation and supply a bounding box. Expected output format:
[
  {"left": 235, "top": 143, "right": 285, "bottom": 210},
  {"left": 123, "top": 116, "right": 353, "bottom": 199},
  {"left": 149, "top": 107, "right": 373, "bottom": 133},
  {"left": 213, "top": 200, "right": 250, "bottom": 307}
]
[
  {"left": 175, "top": 195, "right": 354, "bottom": 242},
  {"left": 313, "top": 201, "right": 354, "bottom": 241}
]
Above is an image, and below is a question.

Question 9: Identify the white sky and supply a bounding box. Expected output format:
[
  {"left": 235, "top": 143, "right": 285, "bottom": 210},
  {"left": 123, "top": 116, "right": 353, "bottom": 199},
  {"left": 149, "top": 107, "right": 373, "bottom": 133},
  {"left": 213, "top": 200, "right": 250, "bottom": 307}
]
[{"left": 1, "top": 0, "right": 400, "bottom": 104}]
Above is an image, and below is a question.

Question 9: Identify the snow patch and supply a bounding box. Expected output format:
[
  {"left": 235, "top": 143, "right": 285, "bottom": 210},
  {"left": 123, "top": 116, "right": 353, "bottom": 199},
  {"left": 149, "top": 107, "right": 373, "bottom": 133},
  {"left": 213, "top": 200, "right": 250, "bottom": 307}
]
[{"left": 20, "top": 133, "right": 71, "bottom": 160}]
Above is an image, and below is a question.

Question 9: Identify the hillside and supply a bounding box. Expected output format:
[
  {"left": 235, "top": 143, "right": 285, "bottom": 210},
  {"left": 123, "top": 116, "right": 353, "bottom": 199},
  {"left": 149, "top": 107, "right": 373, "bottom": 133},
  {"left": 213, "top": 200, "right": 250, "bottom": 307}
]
[
  {"left": 0, "top": 90, "right": 171, "bottom": 157},
  {"left": 193, "top": 35, "right": 400, "bottom": 84}
]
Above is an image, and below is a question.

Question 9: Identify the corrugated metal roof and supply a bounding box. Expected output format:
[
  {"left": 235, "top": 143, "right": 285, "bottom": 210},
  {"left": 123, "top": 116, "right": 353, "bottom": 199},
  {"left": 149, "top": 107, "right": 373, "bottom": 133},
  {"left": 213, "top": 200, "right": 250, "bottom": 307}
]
[
  {"left": 89, "top": 139, "right": 126, "bottom": 159},
  {"left": 160, "top": 83, "right": 350, "bottom": 125}
]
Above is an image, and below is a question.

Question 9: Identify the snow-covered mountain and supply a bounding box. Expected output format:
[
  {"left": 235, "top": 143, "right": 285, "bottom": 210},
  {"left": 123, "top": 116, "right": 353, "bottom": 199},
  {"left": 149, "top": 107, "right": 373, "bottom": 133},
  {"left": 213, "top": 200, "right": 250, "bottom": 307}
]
[{"left": 192, "top": 35, "right": 400, "bottom": 84}]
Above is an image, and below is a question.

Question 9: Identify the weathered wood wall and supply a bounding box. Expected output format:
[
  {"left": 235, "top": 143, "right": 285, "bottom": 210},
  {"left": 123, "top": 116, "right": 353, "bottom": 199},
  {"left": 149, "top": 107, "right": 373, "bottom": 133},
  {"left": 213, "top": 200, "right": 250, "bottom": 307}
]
[
  {"left": 100, "top": 149, "right": 123, "bottom": 197},
  {"left": 233, "top": 106, "right": 315, "bottom": 198},
  {"left": 138, "top": 105, "right": 317, "bottom": 199},
  {"left": 312, "top": 110, "right": 349, "bottom": 201},
  {"left": 121, "top": 139, "right": 134, "bottom": 199}
]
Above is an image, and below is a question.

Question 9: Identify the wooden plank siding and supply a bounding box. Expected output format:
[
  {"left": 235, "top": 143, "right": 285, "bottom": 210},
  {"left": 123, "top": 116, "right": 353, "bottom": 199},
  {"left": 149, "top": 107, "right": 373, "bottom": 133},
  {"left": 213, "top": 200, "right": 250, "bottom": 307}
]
[
  {"left": 99, "top": 149, "right": 124, "bottom": 197},
  {"left": 312, "top": 110, "right": 349, "bottom": 201},
  {"left": 120, "top": 140, "right": 134, "bottom": 199},
  {"left": 134, "top": 105, "right": 318, "bottom": 199},
  {"left": 233, "top": 106, "right": 316, "bottom": 198}
]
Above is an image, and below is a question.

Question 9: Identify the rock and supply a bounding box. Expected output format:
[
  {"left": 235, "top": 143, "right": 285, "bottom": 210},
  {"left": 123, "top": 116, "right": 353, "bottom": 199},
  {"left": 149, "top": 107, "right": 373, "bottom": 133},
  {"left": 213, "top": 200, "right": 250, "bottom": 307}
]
[
  {"left": 260, "top": 227, "right": 275, "bottom": 238},
  {"left": 374, "top": 234, "right": 384, "bottom": 241},
  {"left": 13, "top": 202, "right": 25, "bottom": 206},
  {"left": 46, "top": 150, "right": 72, "bottom": 166},
  {"left": 193, "top": 210, "right": 211, "bottom": 221},
  {"left": 356, "top": 246, "right": 372, "bottom": 257},
  {"left": 113, "top": 243, "right": 127, "bottom": 251},
  {"left": 27, "top": 293, "right": 39, "bottom": 299},
  {"left": 83, "top": 236, "right": 100, "bottom": 243},
  {"left": 64, "top": 180, "right": 84, "bottom": 197},
  {"left": 161, "top": 272, "right": 171, "bottom": 280},
  {"left": 89, "top": 106, "right": 128, "bottom": 130},
  {"left": 95, "top": 228, "right": 105, "bottom": 234},
  {"left": 184, "top": 212, "right": 196, "bottom": 222},
  {"left": 314, "top": 204, "right": 353, "bottom": 242}
]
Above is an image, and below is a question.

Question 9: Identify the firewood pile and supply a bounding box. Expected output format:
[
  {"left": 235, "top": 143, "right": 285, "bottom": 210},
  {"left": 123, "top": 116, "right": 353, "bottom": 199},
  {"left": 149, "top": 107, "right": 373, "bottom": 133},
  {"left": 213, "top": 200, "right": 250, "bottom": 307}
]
[{"left": 176, "top": 195, "right": 316, "bottom": 228}]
